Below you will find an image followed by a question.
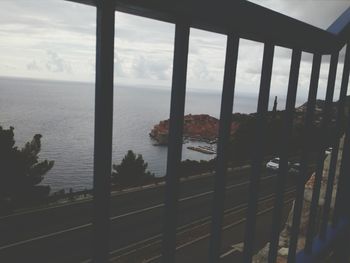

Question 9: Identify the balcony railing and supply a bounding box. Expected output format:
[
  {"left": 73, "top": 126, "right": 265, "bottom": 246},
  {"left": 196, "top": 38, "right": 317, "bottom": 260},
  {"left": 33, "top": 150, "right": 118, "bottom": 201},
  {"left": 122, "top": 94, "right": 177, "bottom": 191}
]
[{"left": 66, "top": 1, "right": 350, "bottom": 262}]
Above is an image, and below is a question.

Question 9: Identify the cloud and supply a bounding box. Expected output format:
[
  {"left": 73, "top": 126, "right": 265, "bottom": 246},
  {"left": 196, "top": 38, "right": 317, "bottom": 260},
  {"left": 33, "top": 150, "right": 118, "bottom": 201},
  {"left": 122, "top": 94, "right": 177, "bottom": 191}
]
[
  {"left": 45, "top": 50, "right": 72, "bottom": 73},
  {"left": 188, "top": 58, "right": 213, "bottom": 82},
  {"left": 0, "top": 63, "right": 16, "bottom": 70},
  {"left": 0, "top": 0, "right": 95, "bottom": 36},
  {"left": 27, "top": 60, "right": 40, "bottom": 71},
  {"left": 0, "top": 0, "right": 349, "bottom": 97},
  {"left": 131, "top": 55, "right": 171, "bottom": 80}
]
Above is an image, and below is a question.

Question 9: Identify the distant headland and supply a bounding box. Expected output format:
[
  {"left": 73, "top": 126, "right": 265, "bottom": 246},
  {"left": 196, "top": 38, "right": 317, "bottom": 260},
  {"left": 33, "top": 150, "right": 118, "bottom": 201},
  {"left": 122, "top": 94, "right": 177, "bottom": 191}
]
[
  {"left": 149, "top": 96, "right": 350, "bottom": 147},
  {"left": 149, "top": 114, "right": 240, "bottom": 145}
]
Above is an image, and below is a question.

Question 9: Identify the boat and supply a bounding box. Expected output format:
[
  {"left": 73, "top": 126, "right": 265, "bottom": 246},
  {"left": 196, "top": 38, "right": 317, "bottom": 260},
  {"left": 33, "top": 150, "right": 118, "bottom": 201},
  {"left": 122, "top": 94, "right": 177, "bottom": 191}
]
[{"left": 187, "top": 146, "right": 216, "bottom": 154}]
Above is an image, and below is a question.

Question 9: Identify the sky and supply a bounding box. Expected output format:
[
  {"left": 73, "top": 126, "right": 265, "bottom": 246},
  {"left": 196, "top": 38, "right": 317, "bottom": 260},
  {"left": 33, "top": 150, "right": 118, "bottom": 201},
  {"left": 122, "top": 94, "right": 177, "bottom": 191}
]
[{"left": 0, "top": 0, "right": 349, "bottom": 99}]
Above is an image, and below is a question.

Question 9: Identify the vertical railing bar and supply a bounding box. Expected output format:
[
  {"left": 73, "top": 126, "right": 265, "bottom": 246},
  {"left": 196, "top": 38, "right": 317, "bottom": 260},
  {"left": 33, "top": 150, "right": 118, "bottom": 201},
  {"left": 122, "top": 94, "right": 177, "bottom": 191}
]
[
  {"left": 333, "top": 99, "right": 350, "bottom": 225},
  {"left": 208, "top": 33, "right": 239, "bottom": 263},
  {"left": 320, "top": 44, "right": 350, "bottom": 238},
  {"left": 161, "top": 22, "right": 190, "bottom": 263},
  {"left": 242, "top": 42, "right": 275, "bottom": 263},
  {"left": 267, "top": 49, "right": 302, "bottom": 263},
  {"left": 92, "top": 1, "right": 115, "bottom": 262},
  {"left": 287, "top": 53, "right": 322, "bottom": 263},
  {"left": 304, "top": 51, "right": 339, "bottom": 253}
]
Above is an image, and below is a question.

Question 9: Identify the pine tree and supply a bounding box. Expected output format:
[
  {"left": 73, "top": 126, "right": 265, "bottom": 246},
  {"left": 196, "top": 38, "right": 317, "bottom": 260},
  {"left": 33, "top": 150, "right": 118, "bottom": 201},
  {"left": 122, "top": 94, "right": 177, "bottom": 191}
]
[
  {"left": 0, "top": 126, "right": 54, "bottom": 203},
  {"left": 273, "top": 96, "right": 278, "bottom": 113},
  {"left": 112, "top": 150, "right": 154, "bottom": 188}
]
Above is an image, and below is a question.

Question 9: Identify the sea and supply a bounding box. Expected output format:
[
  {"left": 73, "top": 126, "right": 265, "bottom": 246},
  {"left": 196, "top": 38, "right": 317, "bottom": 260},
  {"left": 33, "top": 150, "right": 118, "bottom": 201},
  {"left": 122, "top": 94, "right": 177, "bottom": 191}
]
[{"left": 0, "top": 76, "right": 300, "bottom": 192}]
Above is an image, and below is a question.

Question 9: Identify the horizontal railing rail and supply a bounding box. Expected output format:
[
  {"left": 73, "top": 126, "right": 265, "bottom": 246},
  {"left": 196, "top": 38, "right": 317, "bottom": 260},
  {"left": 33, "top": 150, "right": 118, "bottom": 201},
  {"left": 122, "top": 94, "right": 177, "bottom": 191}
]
[
  {"left": 67, "top": 0, "right": 350, "bottom": 53},
  {"left": 61, "top": 1, "right": 350, "bottom": 262}
]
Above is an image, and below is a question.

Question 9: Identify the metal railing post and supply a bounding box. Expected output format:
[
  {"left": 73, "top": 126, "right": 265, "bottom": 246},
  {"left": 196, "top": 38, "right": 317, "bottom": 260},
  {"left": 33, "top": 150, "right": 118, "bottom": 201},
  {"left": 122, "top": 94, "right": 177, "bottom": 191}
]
[
  {"left": 242, "top": 42, "right": 275, "bottom": 263},
  {"left": 320, "top": 44, "right": 350, "bottom": 237},
  {"left": 333, "top": 118, "right": 350, "bottom": 223},
  {"left": 92, "top": 0, "right": 115, "bottom": 262},
  {"left": 268, "top": 49, "right": 302, "bottom": 263},
  {"left": 161, "top": 22, "right": 190, "bottom": 263},
  {"left": 304, "top": 51, "right": 339, "bottom": 253},
  {"left": 288, "top": 53, "right": 322, "bottom": 263},
  {"left": 209, "top": 33, "right": 239, "bottom": 263}
]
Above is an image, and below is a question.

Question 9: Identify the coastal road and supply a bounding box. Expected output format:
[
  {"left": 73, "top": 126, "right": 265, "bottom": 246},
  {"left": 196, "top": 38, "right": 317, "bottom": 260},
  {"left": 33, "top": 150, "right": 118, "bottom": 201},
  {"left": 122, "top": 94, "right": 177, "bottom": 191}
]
[
  {"left": 0, "top": 165, "right": 297, "bottom": 262},
  {"left": 141, "top": 191, "right": 295, "bottom": 263}
]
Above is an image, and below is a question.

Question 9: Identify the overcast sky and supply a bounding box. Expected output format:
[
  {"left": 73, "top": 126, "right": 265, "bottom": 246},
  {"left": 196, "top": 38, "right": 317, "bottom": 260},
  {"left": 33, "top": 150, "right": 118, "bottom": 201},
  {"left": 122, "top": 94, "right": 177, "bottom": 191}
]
[{"left": 0, "top": 0, "right": 349, "bottom": 99}]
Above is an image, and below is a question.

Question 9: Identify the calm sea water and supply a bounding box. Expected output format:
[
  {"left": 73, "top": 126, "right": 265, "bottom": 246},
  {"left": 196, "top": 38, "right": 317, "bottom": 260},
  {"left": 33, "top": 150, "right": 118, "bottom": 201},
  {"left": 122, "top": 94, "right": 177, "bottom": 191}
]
[{"left": 0, "top": 77, "right": 289, "bottom": 191}]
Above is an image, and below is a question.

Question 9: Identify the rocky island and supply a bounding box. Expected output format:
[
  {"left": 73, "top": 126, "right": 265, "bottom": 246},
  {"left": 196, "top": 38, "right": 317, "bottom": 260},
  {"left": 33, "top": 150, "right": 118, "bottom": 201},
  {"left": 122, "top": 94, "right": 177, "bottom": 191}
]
[{"left": 149, "top": 114, "right": 239, "bottom": 145}]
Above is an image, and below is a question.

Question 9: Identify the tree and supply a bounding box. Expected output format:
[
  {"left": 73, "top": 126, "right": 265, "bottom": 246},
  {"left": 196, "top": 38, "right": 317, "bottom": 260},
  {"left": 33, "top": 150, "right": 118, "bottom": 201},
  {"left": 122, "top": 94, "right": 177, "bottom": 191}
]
[
  {"left": 228, "top": 114, "right": 256, "bottom": 165},
  {"left": 273, "top": 96, "right": 278, "bottom": 113},
  {"left": 228, "top": 112, "right": 285, "bottom": 164},
  {"left": 0, "top": 126, "right": 54, "bottom": 204},
  {"left": 180, "top": 159, "right": 216, "bottom": 178},
  {"left": 272, "top": 96, "right": 278, "bottom": 119},
  {"left": 112, "top": 150, "right": 154, "bottom": 188}
]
